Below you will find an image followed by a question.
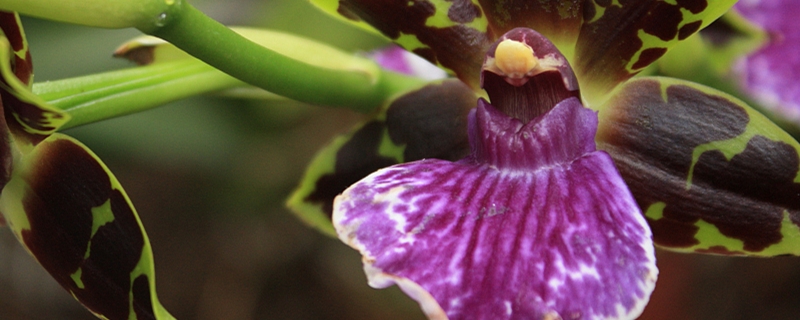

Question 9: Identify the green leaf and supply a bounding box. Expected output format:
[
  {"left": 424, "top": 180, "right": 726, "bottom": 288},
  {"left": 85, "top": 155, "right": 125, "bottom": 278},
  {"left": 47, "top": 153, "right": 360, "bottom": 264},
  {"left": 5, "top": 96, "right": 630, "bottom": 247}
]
[
  {"left": 596, "top": 77, "right": 800, "bottom": 256},
  {"left": 287, "top": 79, "right": 475, "bottom": 235},
  {"left": 0, "top": 134, "right": 175, "bottom": 319}
]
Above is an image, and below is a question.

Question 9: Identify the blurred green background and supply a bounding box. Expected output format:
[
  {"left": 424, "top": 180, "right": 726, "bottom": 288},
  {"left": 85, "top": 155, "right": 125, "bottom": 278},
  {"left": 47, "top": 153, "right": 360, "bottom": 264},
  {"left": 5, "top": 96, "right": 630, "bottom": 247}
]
[{"left": 2, "top": 1, "right": 800, "bottom": 319}]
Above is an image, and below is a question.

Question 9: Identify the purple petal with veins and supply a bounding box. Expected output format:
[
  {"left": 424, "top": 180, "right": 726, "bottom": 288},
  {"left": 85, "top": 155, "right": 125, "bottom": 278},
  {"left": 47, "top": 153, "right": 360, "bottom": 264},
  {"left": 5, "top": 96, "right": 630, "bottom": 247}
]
[
  {"left": 735, "top": 0, "right": 800, "bottom": 123},
  {"left": 370, "top": 45, "right": 448, "bottom": 80},
  {"left": 334, "top": 98, "right": 657, "bottom": 320}
]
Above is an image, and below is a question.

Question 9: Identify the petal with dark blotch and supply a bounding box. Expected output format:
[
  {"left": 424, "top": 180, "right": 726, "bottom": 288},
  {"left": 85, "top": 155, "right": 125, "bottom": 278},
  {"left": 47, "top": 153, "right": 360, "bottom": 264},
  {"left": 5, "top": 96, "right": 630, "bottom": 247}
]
[
  {"left": 734, "top": 0, "right": 800, "bottom": 125},
  {"left": 0, "top": 12, "right": 32, "bottom": 86},
  {"left": 597, "top": 77, "right": 800, "bottom": 256},
  {"left": 288, "top": 120, "right": 400, "bottom": 236},
  {"left": 319, "top": 1, "right": 582, "bottom": 90},
  {"left": 326, "top": 0, "right": 493, "bottom": 88},
  {"left": 0, "top": 134, "right": 173, "bottom": 319},
  {"left": 334, "top": 100, "right": 656, "bottom": 320},
  {"left": 576, "top": 0, "right": 736, "bottom": 105},
  {"left": 0, "top": 17, "right": 69, "bottom": 146}
]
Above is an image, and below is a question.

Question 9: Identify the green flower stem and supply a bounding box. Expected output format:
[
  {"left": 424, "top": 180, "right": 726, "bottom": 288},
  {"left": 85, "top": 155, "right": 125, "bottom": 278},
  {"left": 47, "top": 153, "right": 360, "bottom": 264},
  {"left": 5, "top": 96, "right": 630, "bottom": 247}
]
[
  {"left": 35, "top": 59, "right": 244, "bottom": 130},
  {"left": 144, "top": 2, "right": 423, "bottom": 112},
  {"left": 0, "top": 0, "right": 171, "bottom": 29}
]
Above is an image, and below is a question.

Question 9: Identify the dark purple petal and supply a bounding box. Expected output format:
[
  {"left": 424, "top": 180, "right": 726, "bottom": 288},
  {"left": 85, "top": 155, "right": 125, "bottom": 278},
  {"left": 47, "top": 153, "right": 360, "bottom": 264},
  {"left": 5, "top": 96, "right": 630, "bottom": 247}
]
[
  {"left": 734, "top": 0, "right": 800, "bottom": 124},
  {"left": 334, "top": 100, "right": 657, "bottom": 320}
]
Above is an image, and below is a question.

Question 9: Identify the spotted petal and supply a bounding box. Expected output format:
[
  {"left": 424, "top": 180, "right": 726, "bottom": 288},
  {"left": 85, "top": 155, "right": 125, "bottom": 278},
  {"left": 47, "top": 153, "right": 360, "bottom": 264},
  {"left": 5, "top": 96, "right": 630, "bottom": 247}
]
[
  {"left": 288, "top": 79, "right": 474, "bottom": 235},
  {"left": 310, "top": 0, "right": 586, "bottom": 89},
  {"left": 310, "top": 0, "right": 735, "bottom": 102},
  {"left": 1, "top": 134, "right": 174, "bottom": 319},
  {"left": 335, "top": 98, "right": 657, "bottom": 319},
  {"left": 575, "top": 1, "right": 737, "bottom": 104},
  {"left": 0, "top": 11, "right": 173, "bottom": 319},
  {"left": 597, "top": 77, "right": 800, "bottom": 256}
]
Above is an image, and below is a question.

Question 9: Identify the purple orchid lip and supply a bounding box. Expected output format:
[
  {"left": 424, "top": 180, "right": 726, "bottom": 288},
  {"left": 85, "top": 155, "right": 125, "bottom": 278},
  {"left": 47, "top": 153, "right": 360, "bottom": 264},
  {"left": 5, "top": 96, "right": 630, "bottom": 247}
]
[{"left": 333, "top": 98, "right": 658, "bottom": 320}]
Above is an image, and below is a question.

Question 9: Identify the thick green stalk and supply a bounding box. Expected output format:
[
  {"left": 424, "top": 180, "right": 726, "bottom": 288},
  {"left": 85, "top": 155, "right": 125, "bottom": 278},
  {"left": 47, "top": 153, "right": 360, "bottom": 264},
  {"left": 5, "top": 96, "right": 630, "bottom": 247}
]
[
  {"left": 0, "top": 0, "right": 171, "bottom": 29},
  {"left": 143, "top": 2, "right": 423, "bottom": 112},
  {"left": 35, "top": 60, "right": 244, "bottom": 129}
]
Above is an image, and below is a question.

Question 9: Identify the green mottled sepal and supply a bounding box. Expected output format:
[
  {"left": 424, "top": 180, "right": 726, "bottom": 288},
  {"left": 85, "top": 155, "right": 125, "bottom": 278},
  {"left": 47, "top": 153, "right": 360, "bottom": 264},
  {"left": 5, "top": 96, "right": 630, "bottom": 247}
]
[
  {"left": 287, "top": 79, "right": 474, "bottom": 235},
  {"left": 0, "top": 12, "right": 173, "bottom": 318},
  {"left": 0, "top": 12, "right": 69, "bottom": 147},
  {"left": 314, "top": 0, "right": 737, "bottom": 102},
  {"left": 314, "top": 1, "right": 582, "bottom": 89},
  {"left": 322, "top": 0, "right": 493, "bottom": 89},
  {"left": 0, "top": 134, "right": 174, "bottom": 319},
  {"left": 597, "top": 77, "right": 800, "bottom": 256},
  {"left": 656, "top": 9, "right": 767, "bottom": 83},
  {"left": 577, "top": 0, "right": 737, "bottom": 106}
]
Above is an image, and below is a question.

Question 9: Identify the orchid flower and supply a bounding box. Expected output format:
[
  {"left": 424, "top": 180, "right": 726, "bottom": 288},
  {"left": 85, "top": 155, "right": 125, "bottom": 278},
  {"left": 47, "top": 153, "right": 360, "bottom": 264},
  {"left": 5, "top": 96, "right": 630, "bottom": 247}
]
[
  {"left": 294, "top": 0, "right": 800, "bottom": 254},
  {"left": 0, "top": 13, "right": 173, "bottom": 319},
  {"left": 1, "top": 0, "right": 799, "bottom": 319},
  {"left": 336, "top": 28, "right": 657, "bottom": 319},
  {"left": 287, "top": 1, "right": 800, "bottom": 319}
]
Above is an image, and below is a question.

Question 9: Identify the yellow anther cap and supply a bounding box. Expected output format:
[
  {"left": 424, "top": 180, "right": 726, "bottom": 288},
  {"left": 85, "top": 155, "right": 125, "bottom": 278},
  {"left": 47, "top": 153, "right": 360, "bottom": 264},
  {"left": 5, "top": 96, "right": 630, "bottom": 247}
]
[{"left": 494, "top": 39, "right": 538, "bottom": 78}]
